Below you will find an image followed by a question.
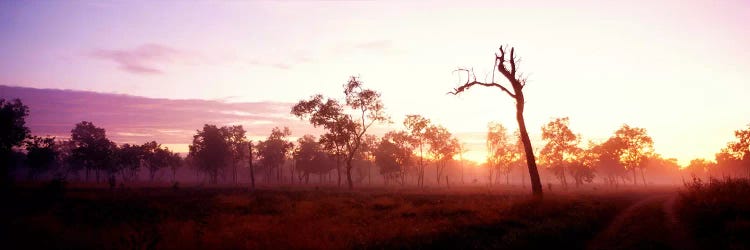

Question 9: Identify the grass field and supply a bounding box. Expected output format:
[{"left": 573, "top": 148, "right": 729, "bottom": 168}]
[{"left": 2, "top": 183, "right": 724, "bottom": 250}]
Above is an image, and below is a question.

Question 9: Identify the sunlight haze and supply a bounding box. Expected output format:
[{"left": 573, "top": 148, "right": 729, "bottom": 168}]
[{"left": 1, "top": 0, "right": 748, "bottom": 166}]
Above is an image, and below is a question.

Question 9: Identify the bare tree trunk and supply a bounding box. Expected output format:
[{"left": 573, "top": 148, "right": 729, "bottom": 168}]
[
  {"left": 346, "top": 159, "right": 353, "bottom": 189},
  {"left": 336, "top": 159, "right": 341, "bottom": 188},
  {"left": 516, "top": 104, "right": 543, "bottom": 197},
  {"left": 633, "top": 168, "right": 638, "bottom": 185},
  {"left": 249, "top": 143, "right": 255, "bottom": 190},
  {"left": 640, "top": 168, "right": 647, "bottom": 187},
  {"left": 290, "top": 161, "right": 295, "bottom": 185}
]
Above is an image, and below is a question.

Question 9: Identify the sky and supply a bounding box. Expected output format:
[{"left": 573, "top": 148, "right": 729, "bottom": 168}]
[{"left": 1, "top": 0, "right": 748, "bottom": 165}]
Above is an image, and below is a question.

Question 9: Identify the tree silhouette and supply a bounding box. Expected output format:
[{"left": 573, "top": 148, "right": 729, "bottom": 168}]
[
  {"left": 226, "top": 125, "right": 249, "bottom": 185},
  {"left": 24, "top": 136, "right": 59, "bottom": 180},
  {"left": 613, "top": 124, "right": 654, "bottom": 186},
  {"left": 540, "top": 117, "right": 579, "bottom": 188},
  {"left": 569, "top": 142, "right": 596, "bottom": 187},
  {"left": 425, "top": 125, "right": 459, "bottom": 186},
  {"left": 403, "top": 114, "right": 430, "bottom": 187},
  {"left": 256, "top": 127, "right": 293, "bottom": 183},
  {"left": 0, "top": 98, "right": 30, "bottom": 188},
  {"left": 375, "top": 131, "right": 415, "bottom": 185},
  {"left": 69, "top": 121, "right": 116, "bottom": 182},
  {"left": 726, "top": 124, "right": 750, "bottom": 177},
  {"left": 189, "top": 124, "right": 231, "bottom": 184},
  {"left": 292, "top": 77, "right": 389, "bottom": 189},
  {"left": 116, "top": 143, "right": 144, "bottom": 182},
  {"left": 449, "top": 45, "right": 543, "bottom": 197},
  {"left": 486, "top": 122, "right": 518, "bottom": 185},
  {"left": 294, "top": 134, "right": 335, "bottom": 184},
  {"left": 248, "top": 141, "right": 256, "bottom": 189},
  {"left": 591, "top": 137, "right": 627, "bottom": 186}
]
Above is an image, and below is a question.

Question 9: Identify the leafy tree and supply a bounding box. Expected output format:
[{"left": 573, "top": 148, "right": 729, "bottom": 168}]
[
  {"left": 590, "top": 137, "right": 627, "bottom": 186},
  {"left": 715, "top": 148, "right": 744, "bottom": 178},
  {"left": 166, "top": 151, "right": 182, "bottom": 183},
  {"left": 352, "top": 134, "right": 378, "bottom": 185},
  {"left": 142, "top": 141, "right": 166, "bottom": 181},
  {"left": 424, "top": 125, "right": 459, "bottom": 186},
  {"left": 375, "top": 131, "right": 414, "bottom": 185},
  {"left": 226, "top": 125, "right": 248, "bottom": 184},
  {"left": 613, "top": 124, "right": 654, "bottom": 186},
  {"left": 116, "top": 143, "right": 144, "bottom": 182},
  {"left": 403, "top": 114, "right": 430, "bottom": 187},
  {"left": 568, "top": 142, "right": 596, "bottom": 187},
  {"left": 256, "top": 127, "right": 293, "bottom": 183},
  {"left": 0, "top": 98, "right": 30, "bottom": 188},
  {"left": 292, "top": 77, "right": 389, "bottom": 189},
  {"left": 540, "top": 117, "right": 579, "bottom": 188},
  {"left": 486, "top": 122, "right": 520, "bottom": 185},
  {"left": 724, "top": 124, "right": 750, "bottom": 177},
  {"left": 189, "top": 124, "right": 231, "bottom": 184},
  {"left": 293, "top": 95, "right": 350, "bottom": 187},
  {"left": 24, "top": 136, "right": 59, "bottom": 179},
  {"left": 685, "top": 158, "right": 714, "bottom": 180},
  {"left": 449, "top": 45, "right": 543, "bottom": 197},
  {"left": 69, "top": 121, "right": 117, "bottom": 182},
  {"left": 294, "top": 134, "right": 335, "bottom": 184}
]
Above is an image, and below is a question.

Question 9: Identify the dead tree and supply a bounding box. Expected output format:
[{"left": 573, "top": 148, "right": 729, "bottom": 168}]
[{"left": 449, "top": 45, "right": 543, "bottom": 197}]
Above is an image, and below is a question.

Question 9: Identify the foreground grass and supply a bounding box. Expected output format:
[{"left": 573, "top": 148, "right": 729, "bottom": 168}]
[
  {"left": 678, "top": 178, "right": 750, "bottom": 249},
  {"left": 5, "top": 184, "right": 640, "bottom": 250}
]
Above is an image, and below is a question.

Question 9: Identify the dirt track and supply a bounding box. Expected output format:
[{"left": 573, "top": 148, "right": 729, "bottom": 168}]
[{"left": 587, "top": 193, "right": 695, "bottom": 250}]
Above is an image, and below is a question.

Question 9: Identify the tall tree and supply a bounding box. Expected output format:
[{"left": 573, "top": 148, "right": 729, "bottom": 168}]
[
  {"left": 248, "top": 141, "right": 256, "bottom": 190},
  {"left": 486, "top": 122, "right": 519, "bottom": 185},
  {"left": 292, "top": 76, "right": 389, "bottom": 189},
  {"left": 142, "top": 141, "right": 165, "bottom": 181},
  {"left": 425, "top": 125, "right": 459, "bottom": 186},
  {"left": 226, "top": 125, "right": 248, "bottom": 184},
  {"left": 725, "top": 124, "right": 750, "bottom": 177},
  {"left": 189, "top": 124, "right": 230, "bottom": 184},
  {"left": 403, "top": 114, "right": 430, "bottom": 187},
  {"left": 449, "top": 45, "right": 543, "bottom": 197},
  {"left": 69, "top": 121, "right": 116, "bottom": 182},
  {"left": 294, "top": 134, "right": 335, "bottom": 184},
  {"left": 256, "top": 127, "right": 293, "bottom": 183},
  {"left": 540, "top": 117, "right": 579, "bottom": 188},
  {"left": 24, "top": 136, "right": 59, "bottom": 179},
  {"left": 613, "top": 125, "right": 654, "bottom": 186},
  {"left": 115, "top": 143, "right": 144, "bottom": 182},
  {"left": 591, "top": 138, "right": 627, "bottom": 186},
  {"left": 0, "top": 98, "right": 30, "bottom": 188},
  {"left": 375, "top": 131, "right": 415, "bottom": 185},
  {"left": 568, "top": 142, "right": 596, "bottom": 187}
]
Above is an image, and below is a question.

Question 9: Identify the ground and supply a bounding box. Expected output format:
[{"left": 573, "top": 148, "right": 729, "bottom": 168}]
[{"left": 0, "top": 183, "right": 734, "bottom": 249}]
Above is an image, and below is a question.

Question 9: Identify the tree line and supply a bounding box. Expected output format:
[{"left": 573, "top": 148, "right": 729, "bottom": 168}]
[{"left": 1, "top": 45, "right": 748, "bottom": 193}]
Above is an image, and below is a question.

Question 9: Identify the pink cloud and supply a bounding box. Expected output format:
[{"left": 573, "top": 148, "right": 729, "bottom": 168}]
[
  {"left": 90, "top": 44, "right": 180, "bottom": 74},
  {"left": 0, "top": 85, "right": 320, "bottom": 146}
]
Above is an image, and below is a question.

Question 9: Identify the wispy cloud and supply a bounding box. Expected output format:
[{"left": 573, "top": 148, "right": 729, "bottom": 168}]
[{"left": 90, "top": 44, "right": 180, "bottom": 74}]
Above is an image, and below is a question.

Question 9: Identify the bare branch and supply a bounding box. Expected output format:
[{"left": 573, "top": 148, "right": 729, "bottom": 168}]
[
  {"left": 510, "top": 47, "right": 517, "bottom": 76},
  {"left": 448, "top": 80, "right": 516, "bottom": 98}
]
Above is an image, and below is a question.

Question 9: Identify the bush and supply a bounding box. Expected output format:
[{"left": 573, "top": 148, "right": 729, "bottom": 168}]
[{"left": 679, "top": 177, "right": 750, "bottom": 249}]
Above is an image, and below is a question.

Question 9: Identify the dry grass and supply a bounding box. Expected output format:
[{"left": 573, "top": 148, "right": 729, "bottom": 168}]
[
  {"left": 678, "top": 177, "right": 750, "bottom": 249},
  {"left": 4, "top": 184, "right": 642, "bottom": 250}
]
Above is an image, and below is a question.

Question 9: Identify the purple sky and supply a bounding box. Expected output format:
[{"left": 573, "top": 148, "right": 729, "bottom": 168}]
[{"left": 1, "top": 0, "right": 749, "bottom": 164}]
